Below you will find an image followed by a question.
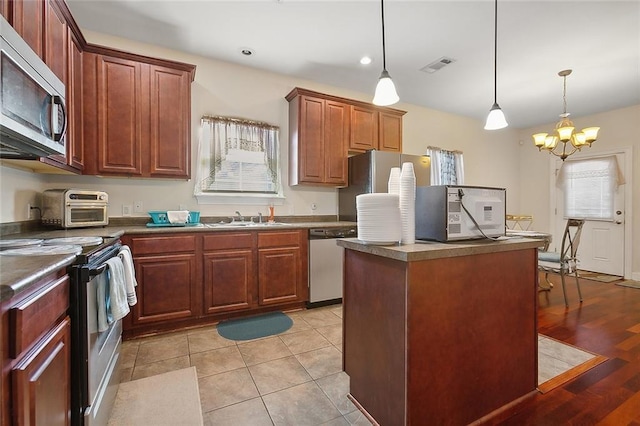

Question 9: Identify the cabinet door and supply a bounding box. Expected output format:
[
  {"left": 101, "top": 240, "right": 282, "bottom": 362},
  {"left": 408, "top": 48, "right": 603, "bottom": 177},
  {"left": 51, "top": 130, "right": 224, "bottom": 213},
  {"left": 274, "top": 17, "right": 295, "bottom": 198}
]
[
  {"left": 298, "top": 96, "right": 325, "bottom": 183},
  {"left": 324, "top": 101, "right": 349, "bottom": 185},
  {"left": 12, "top": 317, "right": 71, "bottom": 426},
  {"left": 149, "top": 65, "right": 191, "bottom": 178},
  {"left": 132, "top": 253, "right": 198, "bottom": 324},
  {"left": 203, "top": 249, "right": 255, "bottom": 314},
  {"left": 258, "top": 246, "right": 302, "bottom": 306},
  {"left": 12, "top": 0, "right": 45, "bottom": 59},
  {"left": 350, "top": 105, "right": 378, "bottom": 152},
  {"left": 96, "top": 56, "right": 145, "bottom": 175},
  {"left": 66, "top": 30, "right": 84, "bottom": 170},
  {"left": 379, "top": 111, "right": 403, "bottom": 152},
  {"left": 44, "top": 0, "right": 67, "bottom": 84},
  {"left": 1, "top": 0, "right": 8, "bottom": 21}
]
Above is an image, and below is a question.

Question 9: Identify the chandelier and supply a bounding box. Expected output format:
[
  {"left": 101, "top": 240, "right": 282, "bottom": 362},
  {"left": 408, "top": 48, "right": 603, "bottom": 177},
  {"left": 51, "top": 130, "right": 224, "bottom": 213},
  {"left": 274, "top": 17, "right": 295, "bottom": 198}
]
[{"left": 532, "top": 69, "right": 599, "bottom": 161}]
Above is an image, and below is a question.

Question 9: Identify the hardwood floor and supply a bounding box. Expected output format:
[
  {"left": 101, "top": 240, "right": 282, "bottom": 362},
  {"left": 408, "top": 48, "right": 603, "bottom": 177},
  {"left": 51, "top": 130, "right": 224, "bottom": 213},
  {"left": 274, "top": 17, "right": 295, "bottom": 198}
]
[{"left": 503, "top": 272, "right": 640, "bottom": 425}]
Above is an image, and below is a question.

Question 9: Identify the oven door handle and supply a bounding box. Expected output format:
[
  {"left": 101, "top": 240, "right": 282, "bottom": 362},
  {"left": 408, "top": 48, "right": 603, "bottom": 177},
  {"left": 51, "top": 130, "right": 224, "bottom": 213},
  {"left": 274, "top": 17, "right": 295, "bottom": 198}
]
[{"left": 89, "top": 263, "right": 108, "bottom": 276}]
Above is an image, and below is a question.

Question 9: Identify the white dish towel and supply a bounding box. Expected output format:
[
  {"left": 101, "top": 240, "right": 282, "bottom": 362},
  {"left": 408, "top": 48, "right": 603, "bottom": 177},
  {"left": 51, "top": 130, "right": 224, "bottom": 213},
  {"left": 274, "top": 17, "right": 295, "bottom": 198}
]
[
  {"left": 118, "top": 245, "right": 138, "bottom": 306},
  {"left": 105, "top": 257, "right": 130, "bottom": 322},
  {"left": 96, "top": 272, "right": 110, "bottom": 332},
  {"left": 167, "top": 210, "right": 189, "bottom": 224}
]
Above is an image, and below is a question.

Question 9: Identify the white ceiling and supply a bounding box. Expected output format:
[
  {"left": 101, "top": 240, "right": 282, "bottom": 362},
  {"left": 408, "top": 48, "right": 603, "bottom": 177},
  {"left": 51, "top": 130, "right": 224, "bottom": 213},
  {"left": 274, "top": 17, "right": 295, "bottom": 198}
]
[{"left": 66, "top": 0, "right": 640, "bottom": 129}]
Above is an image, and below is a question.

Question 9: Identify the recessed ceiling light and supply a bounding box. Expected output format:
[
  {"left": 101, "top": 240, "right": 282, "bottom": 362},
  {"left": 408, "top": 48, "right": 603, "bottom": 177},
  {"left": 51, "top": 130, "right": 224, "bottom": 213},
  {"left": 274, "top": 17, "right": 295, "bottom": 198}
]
[
  {"left": 360, "top": 56, "right": 372, "bottom": 65},
  {"left": 239, "top": 47, "right": 254, "bottom": 56}
]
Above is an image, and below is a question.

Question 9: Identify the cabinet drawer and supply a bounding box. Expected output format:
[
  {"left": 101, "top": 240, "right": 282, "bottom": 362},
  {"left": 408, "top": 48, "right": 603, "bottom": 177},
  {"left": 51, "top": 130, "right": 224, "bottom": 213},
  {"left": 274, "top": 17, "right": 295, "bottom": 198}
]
[
  {"left": 258, "top": 231, "right": 303, "bottom": 248},
  {"left": 203, "top": 232, "right": 254, "bottom": 251},
  {"left": 130, "top": 235, "right": 196, "bottom": 255},
  {"left": 10, "top": 275, "right": 70, "bottom": 358}
]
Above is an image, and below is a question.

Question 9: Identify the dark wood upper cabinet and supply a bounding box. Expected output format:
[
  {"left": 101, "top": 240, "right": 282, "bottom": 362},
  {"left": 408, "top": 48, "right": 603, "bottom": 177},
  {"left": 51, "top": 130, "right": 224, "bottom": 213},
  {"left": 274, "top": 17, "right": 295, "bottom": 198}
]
[
  {"left": 149, "top": 64, "right": 192, "bottom": 177},
  {"left": 378, "top": 111, "right": 403, "bottom": 152},
  {"left": 44, "top": 0, "right": 67, "bottom": 84},
  {"left": 350, "top": 104, "right": 378, "bottom": 152},
  {"left": 66, "top": 29, "right": 84, "bottom": 170},
  {"left": 288, "top": 93, "right": 349, "bottom": 186},
  {"left": 1, "top": 0, "right": 10, "bottom": 22},
  {"left": 95, "top": 54, "right": 146, "bottom": 176},
  {"left": 11, "top": 0, "right": 45, "bottom": 58},
  {"left": 287, "top": 87, "right": 405, "bottom": 187},
  {"left": 82, "top": 46, "right": 195, "bottom": 178}
]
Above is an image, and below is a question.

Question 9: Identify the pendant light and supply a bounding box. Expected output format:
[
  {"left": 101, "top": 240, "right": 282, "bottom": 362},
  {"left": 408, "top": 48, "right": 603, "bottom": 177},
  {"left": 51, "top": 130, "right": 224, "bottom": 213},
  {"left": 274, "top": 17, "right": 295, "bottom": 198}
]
[
  {"left": 372, "top": 0, "right": 399, "bottom": 106},
  {"left": 484, "top": 0, "right": 508, "bottom": 130}
]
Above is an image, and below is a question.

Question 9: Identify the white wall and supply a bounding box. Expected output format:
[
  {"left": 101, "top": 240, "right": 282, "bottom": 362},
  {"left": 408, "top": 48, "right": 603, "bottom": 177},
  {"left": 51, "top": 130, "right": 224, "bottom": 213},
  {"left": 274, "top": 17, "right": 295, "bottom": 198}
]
[{"left": 0, "top": 31, "right": 522, "bottom": 223}]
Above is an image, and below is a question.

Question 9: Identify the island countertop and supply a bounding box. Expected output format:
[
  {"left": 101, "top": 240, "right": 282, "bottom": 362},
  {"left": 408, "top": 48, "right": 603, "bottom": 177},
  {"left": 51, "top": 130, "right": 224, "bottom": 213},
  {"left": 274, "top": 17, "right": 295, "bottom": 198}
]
[{"left": 336, "top": 236, "right": 544, "bottom": 262}]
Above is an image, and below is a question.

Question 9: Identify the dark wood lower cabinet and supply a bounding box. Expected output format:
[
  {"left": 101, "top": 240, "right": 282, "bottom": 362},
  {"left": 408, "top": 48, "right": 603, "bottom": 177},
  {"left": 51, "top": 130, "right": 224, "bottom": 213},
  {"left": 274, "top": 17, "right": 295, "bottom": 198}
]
[
  {"left": 133, "top": 254, "right": 198, "bottom": 324},
  {"left": 12, "top": 318, "right": 71, "bottom": 426},
  {"left": 2, "top": 270, "right": 71, "bottom": 426},
  {"left": 122, "top": 230, "right": 308, "bottom": 338}
]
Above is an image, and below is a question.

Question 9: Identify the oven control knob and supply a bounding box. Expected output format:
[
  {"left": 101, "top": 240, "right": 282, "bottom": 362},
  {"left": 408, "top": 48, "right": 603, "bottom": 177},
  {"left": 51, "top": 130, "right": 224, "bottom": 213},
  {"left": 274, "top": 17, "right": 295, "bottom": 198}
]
[{"left": 99, "top": 194, "right": 106, "bottom": 201}]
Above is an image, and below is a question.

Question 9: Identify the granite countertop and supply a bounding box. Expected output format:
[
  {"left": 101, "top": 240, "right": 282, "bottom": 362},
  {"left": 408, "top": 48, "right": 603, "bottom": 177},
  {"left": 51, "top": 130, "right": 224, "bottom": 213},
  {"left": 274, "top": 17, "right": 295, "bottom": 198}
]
[
  {"left": 0, "top": 219, "right": 356, "bottom": 301},
  {"left": 112, "top": 220, "right": 356, "bottom": 234},
  {"left": 337, "top": 237, "right": 545, "bottom": 262},
  {"left": 0, "top": 253, "right": 77, "bottom": 301}
]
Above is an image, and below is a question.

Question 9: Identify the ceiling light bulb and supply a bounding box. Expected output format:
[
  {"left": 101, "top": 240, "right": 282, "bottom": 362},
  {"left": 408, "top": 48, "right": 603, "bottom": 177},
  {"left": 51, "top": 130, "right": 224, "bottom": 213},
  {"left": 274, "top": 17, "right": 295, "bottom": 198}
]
[
  {"left": 360, "top": 56, "right": 372, "bottom": 65},
  {"left": 373, "top": 70, "right": 399, "bottom": 106},
  {"left": 484, "top": 103, "right": 508, "bottom": 130}
]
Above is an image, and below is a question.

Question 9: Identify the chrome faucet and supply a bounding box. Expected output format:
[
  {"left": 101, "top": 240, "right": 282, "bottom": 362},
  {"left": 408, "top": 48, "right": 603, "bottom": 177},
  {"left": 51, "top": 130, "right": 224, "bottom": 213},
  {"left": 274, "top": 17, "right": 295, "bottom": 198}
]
[{"left": 234, "top": 211, "right": 244, "bottom": 222}]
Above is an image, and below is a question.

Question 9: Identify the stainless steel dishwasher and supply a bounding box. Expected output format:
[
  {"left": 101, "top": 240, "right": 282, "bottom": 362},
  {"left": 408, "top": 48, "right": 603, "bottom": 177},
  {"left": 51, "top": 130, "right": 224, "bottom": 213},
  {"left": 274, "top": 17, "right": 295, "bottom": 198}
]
[{"left": 308, "top": 226, "right": 357, "bottom": 307}]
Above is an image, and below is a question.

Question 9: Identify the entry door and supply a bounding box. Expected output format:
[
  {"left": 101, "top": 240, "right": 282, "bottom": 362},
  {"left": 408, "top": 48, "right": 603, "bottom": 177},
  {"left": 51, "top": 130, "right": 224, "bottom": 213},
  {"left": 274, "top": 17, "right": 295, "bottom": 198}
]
[{"left": 554, "top": 152, "right": 626, "bottom": 276}]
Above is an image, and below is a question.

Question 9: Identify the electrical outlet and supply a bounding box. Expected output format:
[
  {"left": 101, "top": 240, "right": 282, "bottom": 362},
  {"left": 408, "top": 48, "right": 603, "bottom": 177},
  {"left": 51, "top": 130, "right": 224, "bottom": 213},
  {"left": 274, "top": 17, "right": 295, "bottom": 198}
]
[
  {"left": 122, "top": 204, "right": 132, "bottom": 216},
  {"left": 27, "top": 203, "right": 32, "bottom": 219},
  {"left": 134, "top": 201, "right": 143, "bottom": 213}
]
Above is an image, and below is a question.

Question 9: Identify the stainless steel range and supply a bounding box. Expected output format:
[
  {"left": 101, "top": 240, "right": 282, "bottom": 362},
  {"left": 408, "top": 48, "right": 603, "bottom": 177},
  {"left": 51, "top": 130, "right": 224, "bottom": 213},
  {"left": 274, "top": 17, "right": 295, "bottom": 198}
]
[{"left": 67, "top": 237, "right": 122, "bottom": 426}]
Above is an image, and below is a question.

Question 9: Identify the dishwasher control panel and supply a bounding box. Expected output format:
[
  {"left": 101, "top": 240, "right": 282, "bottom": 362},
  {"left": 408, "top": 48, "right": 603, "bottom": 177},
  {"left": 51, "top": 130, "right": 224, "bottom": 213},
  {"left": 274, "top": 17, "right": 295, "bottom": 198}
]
[{"left": 309, "top": 227, "right": 357, "bottom": 239}]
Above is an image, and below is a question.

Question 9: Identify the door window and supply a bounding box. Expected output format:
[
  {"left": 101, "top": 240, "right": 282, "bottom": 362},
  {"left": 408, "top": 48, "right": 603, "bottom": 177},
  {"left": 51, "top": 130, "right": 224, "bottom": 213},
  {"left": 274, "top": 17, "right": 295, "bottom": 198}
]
[{"left": 558, "top": 156, "right": 624, "bottom": 221}]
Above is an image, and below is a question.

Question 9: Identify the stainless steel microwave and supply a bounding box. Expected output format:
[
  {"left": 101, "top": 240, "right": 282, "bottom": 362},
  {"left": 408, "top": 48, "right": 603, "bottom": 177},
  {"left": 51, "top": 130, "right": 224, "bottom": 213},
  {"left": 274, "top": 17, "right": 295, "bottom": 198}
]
[
  {"left": 415, "top": 185, "right": 506, "bottom": 242},
  {"left": 0, "top": 15, "right": 67, "bottom": 159}
]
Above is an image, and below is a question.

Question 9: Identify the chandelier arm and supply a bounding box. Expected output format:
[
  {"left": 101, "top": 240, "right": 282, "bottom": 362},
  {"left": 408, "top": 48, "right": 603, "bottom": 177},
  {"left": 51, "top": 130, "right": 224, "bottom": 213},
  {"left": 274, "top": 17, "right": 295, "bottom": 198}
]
[{"left": 548, "top": 144, "right": 579, "bottom": 161}]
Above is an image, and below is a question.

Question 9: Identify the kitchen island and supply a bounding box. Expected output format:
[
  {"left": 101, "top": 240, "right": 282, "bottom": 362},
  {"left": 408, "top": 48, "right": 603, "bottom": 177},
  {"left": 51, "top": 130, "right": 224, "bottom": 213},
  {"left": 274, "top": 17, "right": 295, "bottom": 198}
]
[{"left": 336, "top": 237, "right": 544, "bottom": 426}]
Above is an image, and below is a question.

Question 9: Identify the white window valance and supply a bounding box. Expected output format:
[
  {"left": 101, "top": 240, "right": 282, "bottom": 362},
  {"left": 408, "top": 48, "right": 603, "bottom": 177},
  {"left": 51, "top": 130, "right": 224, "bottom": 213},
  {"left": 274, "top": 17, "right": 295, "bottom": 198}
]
[{"left": 194, "top": 116, "right": 285, "bottom": 205}]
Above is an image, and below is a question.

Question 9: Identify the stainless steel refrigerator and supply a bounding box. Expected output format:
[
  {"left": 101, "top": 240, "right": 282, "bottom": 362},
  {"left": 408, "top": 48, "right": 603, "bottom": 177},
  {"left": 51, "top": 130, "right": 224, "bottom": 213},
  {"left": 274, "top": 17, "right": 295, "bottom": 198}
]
[{"left": 338, "top": 150, "right": 431, "bottom": 221}]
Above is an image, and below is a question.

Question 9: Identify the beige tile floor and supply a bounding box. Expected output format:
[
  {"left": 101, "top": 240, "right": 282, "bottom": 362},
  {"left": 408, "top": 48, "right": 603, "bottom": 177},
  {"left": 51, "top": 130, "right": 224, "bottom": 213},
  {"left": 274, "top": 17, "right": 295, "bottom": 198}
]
[
  {"left": 118, "top": 305, "right": 591, "bottom": 425},
  {"left": 119, "top": 304, "right": 373, "bottom": 425}
]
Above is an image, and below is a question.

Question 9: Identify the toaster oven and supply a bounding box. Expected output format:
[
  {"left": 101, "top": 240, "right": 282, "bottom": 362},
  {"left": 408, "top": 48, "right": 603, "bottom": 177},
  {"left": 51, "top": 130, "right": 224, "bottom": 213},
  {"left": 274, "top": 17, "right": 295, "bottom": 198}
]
[{"left": 41, "top": 189, "right": 109, "bottom": 228}]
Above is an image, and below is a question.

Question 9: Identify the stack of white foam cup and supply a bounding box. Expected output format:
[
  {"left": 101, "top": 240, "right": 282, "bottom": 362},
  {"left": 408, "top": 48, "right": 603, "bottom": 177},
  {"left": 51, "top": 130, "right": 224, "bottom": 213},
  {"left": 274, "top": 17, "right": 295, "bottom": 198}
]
[
  {"left": 388, "top": 167, "right": 401, "bottom": 195},
  {"left": 399, "top": 162, "right": 416, "bottom": 244}
]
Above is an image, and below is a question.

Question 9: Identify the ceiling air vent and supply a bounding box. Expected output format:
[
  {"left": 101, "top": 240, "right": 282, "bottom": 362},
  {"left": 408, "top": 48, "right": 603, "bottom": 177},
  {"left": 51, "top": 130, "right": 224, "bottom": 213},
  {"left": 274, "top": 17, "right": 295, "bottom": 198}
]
[{"left": 420, "top": 56, "right": 456, "bottom": 73}]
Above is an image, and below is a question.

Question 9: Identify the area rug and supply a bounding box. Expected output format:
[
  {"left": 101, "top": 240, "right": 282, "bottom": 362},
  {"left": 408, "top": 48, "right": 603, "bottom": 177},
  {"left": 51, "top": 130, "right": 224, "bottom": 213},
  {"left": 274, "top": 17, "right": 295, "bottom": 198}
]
[
  {"left": 217, "top": 311, "right": 293, "bottom": 341},
  {"left": 616, "top": 280, "right": 640, "bottom": 289},
  {"left": 537, "top": 335, "right": 608, "bottom": 394},
  {"left": 108, "top": 367, "right": 203, "bottom": 425}
]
